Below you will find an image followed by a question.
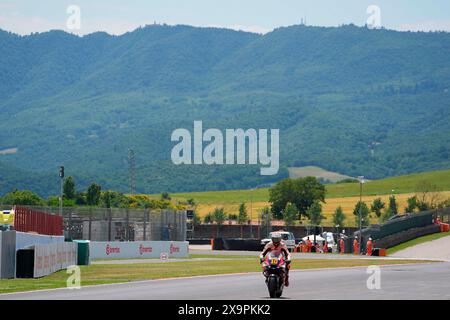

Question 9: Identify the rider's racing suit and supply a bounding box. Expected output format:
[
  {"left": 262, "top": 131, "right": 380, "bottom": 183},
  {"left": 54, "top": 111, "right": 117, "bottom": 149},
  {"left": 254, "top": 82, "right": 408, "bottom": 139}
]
[{"left": 259, "top": 240, "right": 292, "bottom": 286}]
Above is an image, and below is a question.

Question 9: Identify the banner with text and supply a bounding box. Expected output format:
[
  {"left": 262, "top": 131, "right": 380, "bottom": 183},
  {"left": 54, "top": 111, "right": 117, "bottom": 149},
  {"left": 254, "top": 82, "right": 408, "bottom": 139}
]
[{"left": 89, "top": 241, "right": 189, "bottom": 259}]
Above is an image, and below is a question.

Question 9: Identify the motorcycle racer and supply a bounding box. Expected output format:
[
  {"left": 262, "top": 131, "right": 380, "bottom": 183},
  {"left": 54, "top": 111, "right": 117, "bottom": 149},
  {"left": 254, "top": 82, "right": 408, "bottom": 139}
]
[{"left": 260, "top": 233, "right": 292, "bottom": 286}]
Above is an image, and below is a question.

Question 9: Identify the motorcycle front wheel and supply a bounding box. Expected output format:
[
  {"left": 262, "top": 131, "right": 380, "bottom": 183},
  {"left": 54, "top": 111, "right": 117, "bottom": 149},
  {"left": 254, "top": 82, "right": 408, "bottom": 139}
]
[{"left": 268, "top": 276, "right": 278, "bottom": 298}]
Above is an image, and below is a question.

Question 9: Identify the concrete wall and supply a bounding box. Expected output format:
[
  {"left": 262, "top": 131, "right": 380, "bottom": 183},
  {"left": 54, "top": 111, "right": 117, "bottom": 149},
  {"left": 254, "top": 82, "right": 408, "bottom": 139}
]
[
  {"left": 0, "top": 231, "right": 16, "bottom": 279},
  {"left": 16, "top": 231, "right": 64, "bottom": 250},
  {"left": 33, "top": 242, "right": 77, "bottom": 278}
]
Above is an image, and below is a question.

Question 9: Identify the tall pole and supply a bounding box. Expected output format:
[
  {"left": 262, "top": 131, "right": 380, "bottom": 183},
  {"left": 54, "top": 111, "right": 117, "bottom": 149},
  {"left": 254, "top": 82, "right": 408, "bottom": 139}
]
[
  {"left": 59, "top": 166, "right": 64, "bottom": 217},
  {"left": 250, "top": 191, "right": 253, "bottom": 238},
  {"left": 358, "top": 176, "right": 364, "bottom": 255}
]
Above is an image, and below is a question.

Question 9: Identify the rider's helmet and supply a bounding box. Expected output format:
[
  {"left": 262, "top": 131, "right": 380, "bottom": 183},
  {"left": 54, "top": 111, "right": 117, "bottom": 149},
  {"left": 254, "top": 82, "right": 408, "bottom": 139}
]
[
  {"left": 369, "top": 237, "right": 372, "bottom": 241},
  {"left": 271, "top": 233, "right": 282, "bottom": 247}
]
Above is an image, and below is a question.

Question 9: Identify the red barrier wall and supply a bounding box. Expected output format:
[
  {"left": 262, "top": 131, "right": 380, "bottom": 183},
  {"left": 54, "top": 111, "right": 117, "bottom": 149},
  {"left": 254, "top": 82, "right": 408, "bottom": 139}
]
[{"left": 14, "top": 206, "right": 63, "bottom": 236}]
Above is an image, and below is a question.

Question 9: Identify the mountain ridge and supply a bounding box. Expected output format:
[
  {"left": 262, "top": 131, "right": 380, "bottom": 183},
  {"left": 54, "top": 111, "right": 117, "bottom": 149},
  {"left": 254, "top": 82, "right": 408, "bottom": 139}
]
[{"left": 0, "top": 24, "right": 449, "bottom": 197}]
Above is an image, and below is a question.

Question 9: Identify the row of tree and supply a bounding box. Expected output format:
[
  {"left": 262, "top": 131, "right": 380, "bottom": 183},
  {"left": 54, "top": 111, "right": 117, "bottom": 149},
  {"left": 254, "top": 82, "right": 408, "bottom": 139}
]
[
  {"left": 0, "top": 177, "right": 188, "bottom": 210},
  {"left": 200, "top": 177, "right": 449, "bottom": 228}
]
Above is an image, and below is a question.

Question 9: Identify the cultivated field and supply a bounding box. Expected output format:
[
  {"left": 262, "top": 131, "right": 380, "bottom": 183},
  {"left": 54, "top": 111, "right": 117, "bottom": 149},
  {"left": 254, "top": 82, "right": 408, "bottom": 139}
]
[
  {"left": 150, "top": 169, "right": 450, "bottom": 227},
  {"left": 194, "top": 192, "right": 450, "bottom": 227}
]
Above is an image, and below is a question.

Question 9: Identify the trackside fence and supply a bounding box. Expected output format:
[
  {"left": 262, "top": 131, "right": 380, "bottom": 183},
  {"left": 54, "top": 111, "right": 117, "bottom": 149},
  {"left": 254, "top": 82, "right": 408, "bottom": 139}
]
[
  {"left": 13, "top": 206, "right": 63, "bottom": 236},
  {"left": 4, "top": 206, "right": 187, "bottom": 241}
]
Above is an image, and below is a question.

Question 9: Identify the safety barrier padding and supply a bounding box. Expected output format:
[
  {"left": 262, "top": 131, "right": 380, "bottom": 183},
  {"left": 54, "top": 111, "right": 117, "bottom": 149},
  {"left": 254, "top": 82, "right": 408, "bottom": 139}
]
[
  {"left": 89, "top": 241, "right": 189, "bottom": 259},
  {"left": 373, "top": 224, "right": 441, "bottom": 249},
  {"left": 361, "top": 210, "right": 434, "bottom": 241}
]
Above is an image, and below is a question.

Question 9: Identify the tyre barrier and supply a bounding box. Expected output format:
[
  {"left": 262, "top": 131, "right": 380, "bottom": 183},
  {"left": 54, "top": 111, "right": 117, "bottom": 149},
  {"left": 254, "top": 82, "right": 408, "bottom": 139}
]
[
  {"left": 212, "top": 238, "right": 262, "bottom": 251},
  {"left": 188, "top": 239, "right": 212, "bottom": 245}
]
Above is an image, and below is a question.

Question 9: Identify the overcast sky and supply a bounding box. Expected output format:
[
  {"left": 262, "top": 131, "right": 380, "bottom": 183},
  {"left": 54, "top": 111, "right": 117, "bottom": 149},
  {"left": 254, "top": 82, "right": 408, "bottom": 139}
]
[{"left": 1, "top": 0, "right": 450, "bottom": 35}]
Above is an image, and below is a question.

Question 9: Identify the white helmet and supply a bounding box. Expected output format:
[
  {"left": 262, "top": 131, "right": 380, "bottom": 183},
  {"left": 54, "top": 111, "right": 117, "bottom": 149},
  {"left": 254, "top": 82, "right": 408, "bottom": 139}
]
[{"left": 271, "top": 233, "right": 282, "bottom": 245}]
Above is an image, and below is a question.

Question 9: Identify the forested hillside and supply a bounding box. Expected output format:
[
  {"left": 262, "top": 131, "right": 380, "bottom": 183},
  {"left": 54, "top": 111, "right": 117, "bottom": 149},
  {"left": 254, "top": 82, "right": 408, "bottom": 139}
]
[{"left": 0, "top": 24, "right": 449, "bottom": 197}]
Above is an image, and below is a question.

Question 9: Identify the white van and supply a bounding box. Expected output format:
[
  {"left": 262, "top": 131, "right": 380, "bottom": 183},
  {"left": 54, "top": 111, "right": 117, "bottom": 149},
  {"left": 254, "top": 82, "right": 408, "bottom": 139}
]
[{"left": 261, "top": 231, "right": 296, "bottom": 251}]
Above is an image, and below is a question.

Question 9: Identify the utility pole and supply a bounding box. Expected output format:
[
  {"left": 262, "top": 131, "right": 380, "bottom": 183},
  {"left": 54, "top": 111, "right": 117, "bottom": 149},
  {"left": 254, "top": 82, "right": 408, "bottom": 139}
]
[
  {"left": 127, "top": 149, "right": 135, "bottom": 241},
  {"left": 358, "top": 176, "right": 365, "bottom": 254},
  {"left": 250, "top": 191, "right": 253, "bottom": 238},
  {"left": 59, "top": 166, "right": 64, "bottom": 216}
]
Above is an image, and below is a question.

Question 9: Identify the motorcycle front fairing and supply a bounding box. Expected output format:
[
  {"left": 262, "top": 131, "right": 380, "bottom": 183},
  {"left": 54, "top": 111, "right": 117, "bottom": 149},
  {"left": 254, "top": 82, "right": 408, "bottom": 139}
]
[{"left": 262, "top": 252, "right": 286, "bottom": 278}]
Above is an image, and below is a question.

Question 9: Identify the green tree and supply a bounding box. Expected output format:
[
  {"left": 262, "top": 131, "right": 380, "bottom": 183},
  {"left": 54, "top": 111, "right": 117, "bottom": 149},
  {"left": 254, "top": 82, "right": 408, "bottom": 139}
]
[
  {"left": 269, "top": 177, "right": 326, "bottom": 219},
  {"left": 237, "top": 203, "right": 248, "bottom": 238},
  {"left": 75, "top": 192, "right": 87, "bottom": 206},
  {"left": 307, "top": 201, "right": 325, "bottom": 226},
  {"left": 388, "top": 195, "right": 398, "bottom": 215},
  {"left": 86, "top": 183, "right": 101, "bottom": 206},
  {"left": 282, "top": 202, "right": 298, "bottom": 226},
  {"left": 381, "top": 207, "right": 394, "bottom": 222},
  {"left": 186, "top": 198, "right": 196, "bottom": 206},
  {"left": 161, "top": 192, "right": 171, "bottom": 201},
  {"left": 192, "top": 211, "right": 201, "bottom": 225},
  {"left": 405, "top": 196, "right": 418, "bottom": 213},
  {"left": 63, "top": 176, "right": 76, "bottom": 200},
  {"left": 101, "top": 190, "right": 113, "bottom": 208},
  {"left": 332, "top": 206, "right": 346, "bottom": 227},
  {"left": 237, "top": 203, "right": 248, "bottom": 224},
  {"left": 203, "top": 212, "right": 214, "bottom": 224},
  {"left": 212, "top": 207, "right": 227, "bottom": 237},
  {"left": 353, "top": 201, "right": 370, "bottom": 227},
  {"left": 1, "top": 190, "right": 44, "bottom": 206},
  {"left": 416, "top": 180, "right": 442, "bottom": 210},
  {"left": 260, "top": 207, "right": 272, "bottom": 237},
  {"left": 370, "top": 198, "right": 385, "bottom": 218}
]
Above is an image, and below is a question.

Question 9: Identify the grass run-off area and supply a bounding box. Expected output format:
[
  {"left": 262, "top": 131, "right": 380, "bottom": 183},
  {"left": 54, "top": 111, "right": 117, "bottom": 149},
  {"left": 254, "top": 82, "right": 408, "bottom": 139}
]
[
  {"left": 387, "top": 232, "right": 450, "bottom": 255},
  {"left": 0, "top": 257, "right": 431, "bottom": 294}
]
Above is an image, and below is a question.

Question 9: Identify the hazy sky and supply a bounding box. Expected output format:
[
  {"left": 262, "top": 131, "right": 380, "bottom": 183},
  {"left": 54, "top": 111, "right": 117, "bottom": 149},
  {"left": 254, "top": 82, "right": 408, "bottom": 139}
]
[{"left": 1, "top": 0, "right": 450, "bottom": 35}]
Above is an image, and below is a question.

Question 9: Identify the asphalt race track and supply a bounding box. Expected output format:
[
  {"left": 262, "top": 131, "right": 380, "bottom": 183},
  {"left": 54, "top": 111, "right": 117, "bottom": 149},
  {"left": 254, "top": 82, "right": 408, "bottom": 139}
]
[{"left": 1, "top": 262, "right": 449, "bottom": 300}]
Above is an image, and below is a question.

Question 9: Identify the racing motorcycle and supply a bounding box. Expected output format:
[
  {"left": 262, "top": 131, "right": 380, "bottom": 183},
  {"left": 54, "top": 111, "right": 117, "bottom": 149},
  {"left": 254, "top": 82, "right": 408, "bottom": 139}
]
[{"left": 261, "top": 251, "right": 286, "bottom": 298}]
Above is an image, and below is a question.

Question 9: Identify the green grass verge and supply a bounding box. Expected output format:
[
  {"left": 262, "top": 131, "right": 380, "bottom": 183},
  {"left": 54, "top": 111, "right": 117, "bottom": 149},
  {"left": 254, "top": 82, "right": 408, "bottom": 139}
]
[
  {"left": 388, "top": 232, "right": 450, "bottom": 255},
  {"left": 91, "top": 254, "right": 257, "bottom": 262},
  {"left": 160, "top": 169, "right": 450, "bottom": 203},
  {"left": 0, "top": 258, "right": 430, "bottom": 294}
]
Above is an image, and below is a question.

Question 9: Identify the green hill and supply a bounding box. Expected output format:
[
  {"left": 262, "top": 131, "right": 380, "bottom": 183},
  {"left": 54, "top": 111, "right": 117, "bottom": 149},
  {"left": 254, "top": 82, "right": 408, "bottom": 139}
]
[{"left": 0, "top": 24, "right": 449, "bottom": 196}]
